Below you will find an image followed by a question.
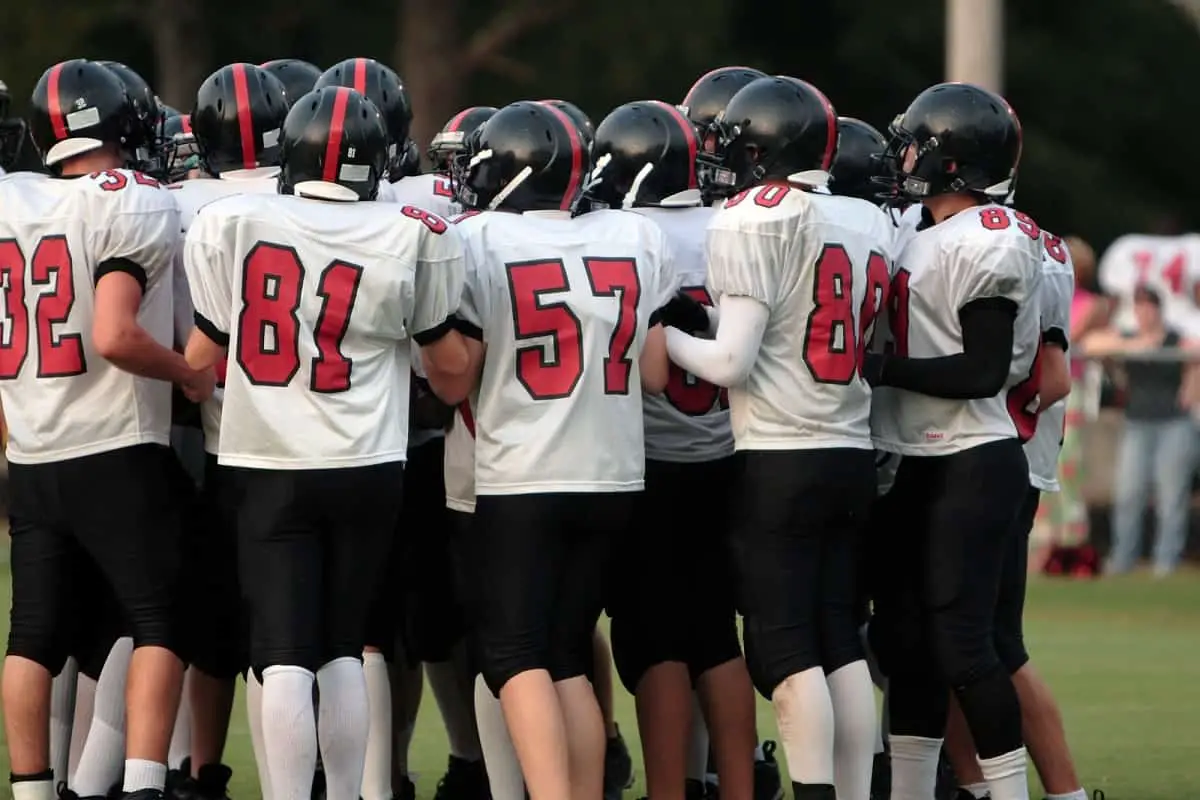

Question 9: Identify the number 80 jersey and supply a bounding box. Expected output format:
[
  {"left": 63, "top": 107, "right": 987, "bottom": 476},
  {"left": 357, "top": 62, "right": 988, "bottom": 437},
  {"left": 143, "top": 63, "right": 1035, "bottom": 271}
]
[{"left": 454, "top": 209, "right": 679, "bottom": 495}]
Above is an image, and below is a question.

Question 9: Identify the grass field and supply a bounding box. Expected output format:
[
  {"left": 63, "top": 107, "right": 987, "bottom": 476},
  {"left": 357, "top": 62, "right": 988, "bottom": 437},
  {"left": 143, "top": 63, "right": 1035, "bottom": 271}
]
[{"left": 0, "top": 565, "right": 1197, "bottom": 800}]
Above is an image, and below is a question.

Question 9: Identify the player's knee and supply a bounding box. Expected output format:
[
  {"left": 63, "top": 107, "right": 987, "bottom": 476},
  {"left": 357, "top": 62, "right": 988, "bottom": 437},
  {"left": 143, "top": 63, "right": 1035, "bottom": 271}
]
[
  {"left": 6, "top": 625, "right": 70, "bottom": 675},
  {"left": 866, "top": 611, "right": 925, "bottom": 679},
  {"left": 993, "top": 630, "right": 1029, "bottom": 676},
  {"left": 819, "top": 598, "right": 866, "bottom": 674},
  {"left": 741, "top": 613, "right": 821, "bottom": 698},
  {"left": 929, "top": 615, "right": 1001, "bottom": 687},
  {"left": 686, "top": 608, "right": 742, "bottom": 682},
  {"left": 478, "top": 632, "right": 547, "bottom": 696}
]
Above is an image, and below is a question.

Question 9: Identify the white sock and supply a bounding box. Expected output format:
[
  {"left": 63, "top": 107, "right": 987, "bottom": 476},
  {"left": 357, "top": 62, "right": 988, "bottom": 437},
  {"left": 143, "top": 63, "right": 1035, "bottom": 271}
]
[
  {"left": 888, "top": 735, "right": 943, "bottom": 800},
  {"left": 426, "top": 652, "right": 482, "bottom": 761},
  {"left": 686, "top": 694, "right": 709, "bottom": 781},
  {"left": 979, "top": 747, "right": 1030, "bottom": 800},
  {"left": 67, "top": 672, "right": 97, "bottom": 784},
  {"left": 388, "top": 661, "right": 423, "bottom": 781},
  {"left": 317, "top": 657, "right": 370, "bottom": 800},
  {"left": 961, "top": 783, "right": 990, "bottom": 799},
  {"left": 11, "top": 778, "right": 54, "bottom": 800},
  {"left": 169, "top": 669, "right": 193, "bottom": 770},
  {"left": 262, "top": 665, "right": 319, "bottom": 800},
  {"left": 1045, "top": 791, "right": 1087, "bottom": 800},
  {"left": 828, "top": 661, "right": 875, "bottom": 800},
  {"left": 50, "top": 658, "right": 78, "bottom": 786},
  {"left": 122, "top": 758, "right": 167, "bottom": 793},
  {"left": 246, "top": 670, "right": 274, "bottom": 800},
  {"left": 771, "top": 666, "right": 835, "bottom": 785},
  {"left": 362, "top": 652, "right": 393, "bottom": 800},
  {"left": 73, "top": 637, "right": 133, "bottom": 796},
  {"left": 474, "top": 673, "right": 524, "bottom": 800}
]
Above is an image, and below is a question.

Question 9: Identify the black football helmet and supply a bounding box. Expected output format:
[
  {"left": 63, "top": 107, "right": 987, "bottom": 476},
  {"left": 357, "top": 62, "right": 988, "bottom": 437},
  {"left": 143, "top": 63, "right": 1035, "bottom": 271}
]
[
  {"left": 96, "top": 61, "right": 167, "bottom": 176},
  {"left": 29, "top": 59, "right": 141, "bottom": 169},
  {"left": 829, "top": 117, "right": 887, "bottom": 202},
  {"left": 315, "top": 58, "right": 413, "bottom": 178},
  {"left": 539, "top": 99, "right": 594, "bottom": 153},
  {"left": 278, "top": 87, "right": 389, "bottom": 201},
  {"left": 163, "top": 113, "right": 199, "bottom": 181},
  {"left": 588, "top": 100, "right": 700, "bottom": 209},
  {"left": 708, "top": 76, "right": 837, "bottom": 195},
  {"left": 679, "top": 66, "right": 767, "bottom": 130},
  {"left": 0, "top": 79, "right": 29, "bottom": 171},
  {"left": 878, "top": 82, "right": 1021, "bottom": 203},
  {"left": 261, "top": 59, "right": 323, "bottom": 106},
  {"left": 192, "top": 63, "right": 289, "bottom": 175},
  {"left": 428, "top": 105, "right": 497, "bottom": 173},
  {"left": 457, "top": 100, "right": 588, "bottom": 213}
]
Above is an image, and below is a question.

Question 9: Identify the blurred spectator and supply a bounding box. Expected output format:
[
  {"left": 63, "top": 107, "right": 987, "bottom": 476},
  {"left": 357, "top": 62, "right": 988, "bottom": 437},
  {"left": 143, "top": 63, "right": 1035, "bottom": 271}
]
[
  {"left": 1080, "top": 285, "right": 1197, "bottom": 576},
  {"left": 1033, "top": 236, "right": 1107, "bottom": 575}
]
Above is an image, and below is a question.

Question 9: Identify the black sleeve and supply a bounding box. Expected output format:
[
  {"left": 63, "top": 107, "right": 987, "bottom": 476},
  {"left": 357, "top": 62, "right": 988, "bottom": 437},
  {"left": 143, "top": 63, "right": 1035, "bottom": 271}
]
[
  {"left": 876, "top": 297, "right": 1017, "bottom": 399},
  {"left": 1043, "top": 326, "right": 1068, "bottom": 351},
  {"left": 413, "top": 315, "right": 456, "bottom": 346},
  {"left": 94, "top": 257, "right": 147, "bottom": 292},
  {"left": 193, "top": 311, "right": 229, "bottom": 348},
  {"left": 452, "top": 314, "right": 483, "bottom": 341}
]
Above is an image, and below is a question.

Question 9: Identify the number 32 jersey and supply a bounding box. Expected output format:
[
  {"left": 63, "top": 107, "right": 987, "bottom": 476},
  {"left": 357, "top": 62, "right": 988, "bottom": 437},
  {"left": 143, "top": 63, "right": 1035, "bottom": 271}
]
[
  {"left": 185, "top": 193, "right": 465, "bottom": 470},
  {"left": 455, "top": 209, "right": 679, "bottom": 495},
  {"left": 871, "top": 204, "right": 1043, "bottom": 457},
  {"left": 706, "top": 184, "right": 894, "bottom": 451},
  {"left": 0, "top": 169, "right": 179, "bottom": 464}
]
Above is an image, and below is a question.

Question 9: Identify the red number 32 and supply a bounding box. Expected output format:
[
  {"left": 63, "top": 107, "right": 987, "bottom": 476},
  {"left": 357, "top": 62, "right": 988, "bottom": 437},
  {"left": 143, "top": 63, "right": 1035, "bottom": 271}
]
[
  {"left": 507, "top": 257, "right": 640, "bottom": 400},
  {"left": 0, "top": 236, "right": 87, "bottom": 380}
]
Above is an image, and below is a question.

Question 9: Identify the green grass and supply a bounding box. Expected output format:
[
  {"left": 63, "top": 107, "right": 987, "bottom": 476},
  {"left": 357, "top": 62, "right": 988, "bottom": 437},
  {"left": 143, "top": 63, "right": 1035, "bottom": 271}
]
[{"left": 1, "top": 564, "right": 1198, "bottom": 800}]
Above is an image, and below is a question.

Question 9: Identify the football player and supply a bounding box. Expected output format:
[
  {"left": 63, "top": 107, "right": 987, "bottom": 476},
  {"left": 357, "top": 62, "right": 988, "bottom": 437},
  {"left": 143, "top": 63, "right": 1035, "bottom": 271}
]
[
  {"left": 2, "top": 58, "right": 209, "bottom": 800},
  {"left": 260, "top": 58, "right": 323, "bottom": 106},
  {"left": 168, "top": 61, "right": 290, "bottom": 800},
  {"left": 0, "top": 77, "right": 29, "bottom": 173},
  {"left": 452, "top": 100, "right": 676, "bottom": 800},
  {"left": 95, "top": 61, "right": 171, "bottom": 181},
  {"left": 1098, "top": 218, "right": 1200, "bottom": 337},
  {"left": 865, "top": 83, "right": 1041, "bottom": 800},
  {"left": 182, "top": 86, "right": 475, "bottom": 800},
  {"left": 429, "top": 106, "right": 497, "bottom": 175},
  {"left": 829, "top": 117, "right": 887, "bottom": 203},
  {"left": 316, "top": 57, "right": 419, "bottom": 181},
  {"left": 666, "top": 76, "right": 891, "bottom": 800},
  {"left": 588, "top": 99, "right": 756, "bottom": 800}
]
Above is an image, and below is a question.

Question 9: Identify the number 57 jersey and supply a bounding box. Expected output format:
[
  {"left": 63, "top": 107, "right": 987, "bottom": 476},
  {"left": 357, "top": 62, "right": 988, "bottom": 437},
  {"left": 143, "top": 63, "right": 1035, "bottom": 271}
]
[
  {"left": 454, "top": 209, "right": 679, "bottom": 495},
  {"left": 185, "top": 193, "right": 465, "bottom": 469}
]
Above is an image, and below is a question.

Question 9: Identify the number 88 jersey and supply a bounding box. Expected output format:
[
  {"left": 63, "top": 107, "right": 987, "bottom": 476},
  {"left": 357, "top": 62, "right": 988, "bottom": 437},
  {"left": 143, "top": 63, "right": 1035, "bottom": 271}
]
[{"left": 705, "top": 184, "right": 895, "bottom": 451}]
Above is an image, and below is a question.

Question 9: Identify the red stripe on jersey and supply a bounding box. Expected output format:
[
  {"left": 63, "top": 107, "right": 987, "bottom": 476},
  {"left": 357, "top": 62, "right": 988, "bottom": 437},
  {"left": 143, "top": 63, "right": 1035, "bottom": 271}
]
[
  {"left": 47, "top": 63, "right": 68, "bottom": 141},
  {"left": 653, "top": 100, "right": 698, "bottom": 189},
  {"left": 322, "top": 88, "right": 351, "bottom": 182},
  {"left": 353, "top": 58, "right": 367, "bottom": 94},
  {"left": 541, "top": 104, "right": 582, "bottom": 211},
  {"left": 231, "top": 64, "right": 257, "bottom": 170}
]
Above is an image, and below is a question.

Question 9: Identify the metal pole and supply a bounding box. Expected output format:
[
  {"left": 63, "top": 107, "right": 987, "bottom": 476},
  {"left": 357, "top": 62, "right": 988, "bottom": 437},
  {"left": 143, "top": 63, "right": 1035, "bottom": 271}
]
[{"left": 945, "top": 0, "right": 1004, "bottom": 93}]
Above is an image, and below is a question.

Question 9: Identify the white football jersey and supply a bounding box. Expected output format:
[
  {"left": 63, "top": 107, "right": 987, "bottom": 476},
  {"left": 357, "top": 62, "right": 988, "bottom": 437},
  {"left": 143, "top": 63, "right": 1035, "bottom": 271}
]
[
  {"left": 1099, "top": 233, "right": 1200, "bottom": 336},
  {"left": 1026, "top": 231, "right": 1074, "bottom": 491},
  {"left": 0, "top": 169, "right": 179, "bottom": 463},
  {"left": 634, "top": 205, "right": 734, "bottom": 463},
  {"left": 185, "top": 192, "right": 464, "bottom": 469},
  {"left": 455, "top": 209, "right": 678, "bottom": 494},
  {"left": 872, "top": 203, "right": 1043, "bottom": 456},
  {"left": 707, "top": 184, "right": 894, "bottom": 451},
  {"left": 444, "top": 391, "right": 478, "bottom": 513},
  {"left": 170, "top": 170, "right": 279, "bottom": 454}
]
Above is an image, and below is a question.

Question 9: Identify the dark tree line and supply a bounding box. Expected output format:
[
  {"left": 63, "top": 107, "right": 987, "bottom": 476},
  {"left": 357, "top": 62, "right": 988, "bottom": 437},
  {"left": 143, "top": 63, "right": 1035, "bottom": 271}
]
[{"left": 2, "top": 0, "right": 1197, "bottom": 253}]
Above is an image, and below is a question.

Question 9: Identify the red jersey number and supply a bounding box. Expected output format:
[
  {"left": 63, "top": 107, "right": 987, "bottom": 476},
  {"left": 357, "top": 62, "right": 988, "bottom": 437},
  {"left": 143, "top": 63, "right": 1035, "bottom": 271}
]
[
  {"left": 1134, "top": 249, "right": 1187, "bottom": 295},
  {"left": 0, "top": 235, "right": 88, "bottom": 380},
  {"left": 803, "top": 244, "right": 891, "bottom": 384},
  {"left": 236, "top": 243, "right": 364, "bottom": 393},
  {"left": 1007, "top": 347, "right": 1042, "bottom": 442},
  {"left": 664, "top": 286, "right": 729, "bottom": 415},
  {"left": 507, "top": 257, "right": 640, "bottom": 400}
]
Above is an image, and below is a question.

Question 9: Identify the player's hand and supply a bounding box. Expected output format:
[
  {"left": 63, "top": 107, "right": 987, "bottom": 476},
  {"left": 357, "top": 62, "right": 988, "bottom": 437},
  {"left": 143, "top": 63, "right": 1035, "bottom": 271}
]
[
  {"left": 660, "top": 291, "right": 710, "bottom": 334},
  {"left": 181, "top": 366, "right": 216, "bottom": 403},
  {"left": 861, "top": 352, "right": 886, "bottom": 387}
]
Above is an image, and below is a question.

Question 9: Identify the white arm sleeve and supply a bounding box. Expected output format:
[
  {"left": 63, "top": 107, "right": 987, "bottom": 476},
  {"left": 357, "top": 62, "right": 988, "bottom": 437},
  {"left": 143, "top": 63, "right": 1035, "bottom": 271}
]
[{"left": 665, "top": 294, "right": 768, "bottom": 387}]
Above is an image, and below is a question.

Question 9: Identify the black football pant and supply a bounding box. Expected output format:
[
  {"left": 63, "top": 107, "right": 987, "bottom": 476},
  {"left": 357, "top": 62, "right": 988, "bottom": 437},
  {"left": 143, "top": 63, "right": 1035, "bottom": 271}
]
[{"left": 868, "top": 438, "right": 1028, "bottom": 759}]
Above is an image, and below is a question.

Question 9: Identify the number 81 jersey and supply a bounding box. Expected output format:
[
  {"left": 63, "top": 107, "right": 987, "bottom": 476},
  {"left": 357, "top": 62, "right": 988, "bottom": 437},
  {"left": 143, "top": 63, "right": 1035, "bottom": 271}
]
[{"left": 454, "top": 209, "right": 679, "bottom": 495}]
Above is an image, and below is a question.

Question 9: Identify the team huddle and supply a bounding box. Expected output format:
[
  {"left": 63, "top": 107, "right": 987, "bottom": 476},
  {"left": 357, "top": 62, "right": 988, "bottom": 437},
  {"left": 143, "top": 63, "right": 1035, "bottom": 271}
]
[{"left": 0, "top": 53, "right": 1097, "bottom": 800}]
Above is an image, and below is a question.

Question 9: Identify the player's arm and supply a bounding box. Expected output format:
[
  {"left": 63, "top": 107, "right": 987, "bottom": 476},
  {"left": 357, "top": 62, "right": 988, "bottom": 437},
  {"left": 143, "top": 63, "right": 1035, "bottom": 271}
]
[
  {"left": 1038, "top": 333, "right": 1070, "bottom": 411},
  {"left": 413, "top": 227, "right": 479, "bottom": 405},
  {"left": 1077, "top": 327, "right": 1134, "bottom": 356},
  {"left": 640, "top": 324, "right": 669, "bottom": 394},
  {"left": 666, "top": 294, "right": 768, "bottom": 387}
]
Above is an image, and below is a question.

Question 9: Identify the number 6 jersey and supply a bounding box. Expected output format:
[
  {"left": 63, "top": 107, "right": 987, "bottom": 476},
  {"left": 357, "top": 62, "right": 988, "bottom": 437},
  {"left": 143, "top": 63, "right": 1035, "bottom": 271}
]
[
  {"left": 454, "top": 209, "right": 679, "bottom": 495},
  {"left": 185, "top": 192, "right": 465, "bottom": 469}
]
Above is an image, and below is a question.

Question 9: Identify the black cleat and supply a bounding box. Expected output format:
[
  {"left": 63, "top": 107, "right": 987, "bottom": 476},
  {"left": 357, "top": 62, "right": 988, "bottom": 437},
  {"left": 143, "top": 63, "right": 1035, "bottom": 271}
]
[
  {"left": 166, "top": 758, "right": 192, "bottom": 800},
  {"left": 396, "top": 774, "right": 417, "bottom": 800},
  {"left": 955, "top": 790, "right": 989, "bottom": 800},
  {"left": 187, "top": 764, "right": 232, "bottom": 800},
  {"left": 753, "top": 740, "right": 783, "bottom": 800},
  {"left": 121, "top": 791, "right": 166, "bottom": 800},
  {"left": 433, "top": 756, "right": 491, "bottom": 800},
  {"left": 685, "top": 778, "right": 708, "bottom": 800},
  {"left": 604, "top": 725, "right": 634, "bottom": 800}
]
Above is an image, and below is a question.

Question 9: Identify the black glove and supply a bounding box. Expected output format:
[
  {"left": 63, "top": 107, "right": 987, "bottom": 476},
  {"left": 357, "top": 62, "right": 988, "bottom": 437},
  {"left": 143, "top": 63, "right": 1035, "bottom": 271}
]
[
  {"left": 659, "top": 290, "right": 711, "bottom": 334},
  {"left": 410, "top": 376, "right": 456, "bottom": 430},
  {"left": 861, "top": 351, "right": 887, "bottom": 387}
]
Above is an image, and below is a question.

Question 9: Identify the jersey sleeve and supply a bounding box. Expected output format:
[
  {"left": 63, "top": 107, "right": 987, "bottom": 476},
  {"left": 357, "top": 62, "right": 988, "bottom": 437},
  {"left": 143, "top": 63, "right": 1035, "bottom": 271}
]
[
  {"left": 1040, "top": 258, "right": 1075, "bottom": 349},
  {"left": 646, "top": 223, "right": 682, "bottom": 325},
  {"left": 183, "top": 207, "right": 236, "bottom": 345},
  {"left": 948, "top": 235, "right": 1039, "bottom": 311},
  {"left": 705, "top": 220, "right": 781, "bottom": 307},
  {"left": 454, "top": 226, "right": 489, "bottom": 341},
  {"left": 410, "top": 222, "right": 466, "bottom": 345},
  {"left": 92, "top": 177, "right": 182, "bottom": 292}
]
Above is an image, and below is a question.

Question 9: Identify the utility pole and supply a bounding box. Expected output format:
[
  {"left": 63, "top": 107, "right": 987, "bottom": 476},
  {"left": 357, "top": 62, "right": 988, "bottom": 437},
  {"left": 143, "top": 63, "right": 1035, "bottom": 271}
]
[{"left": 945, "top": 0, "right": 1004, "bottom": 93}]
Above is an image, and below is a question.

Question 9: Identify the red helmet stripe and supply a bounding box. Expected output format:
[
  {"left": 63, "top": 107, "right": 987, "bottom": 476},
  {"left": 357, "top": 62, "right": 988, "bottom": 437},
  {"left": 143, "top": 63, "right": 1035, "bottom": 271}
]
[
  {"left": 231, "top": 64, "right": 257, "bottom": 170},
  {"left": 541, "top": 104, "right": 582, "bottom": 212},
  {"left": 353, "top": 59, "right": 368, "bottom": 94},
  {"left": 47, "top": 62, "right": 68, "bottom": 140},
  {"left": 180, "top": 114, "right": 192, "bottom": 134},
  {"left": 322, "top": 88, "right": 351, "bottom": 182},
  {"left": 682, "top": 65, "right": 756, "bottom": 106},
  {"left": 653, "top": 100, "right": 698, "bottom": 190},
  {"left": 446, "top": 107, "right": 473, "bottom": 132},
  {"left": 795, "top": 79, "right": 838, "bottom": 171}
]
